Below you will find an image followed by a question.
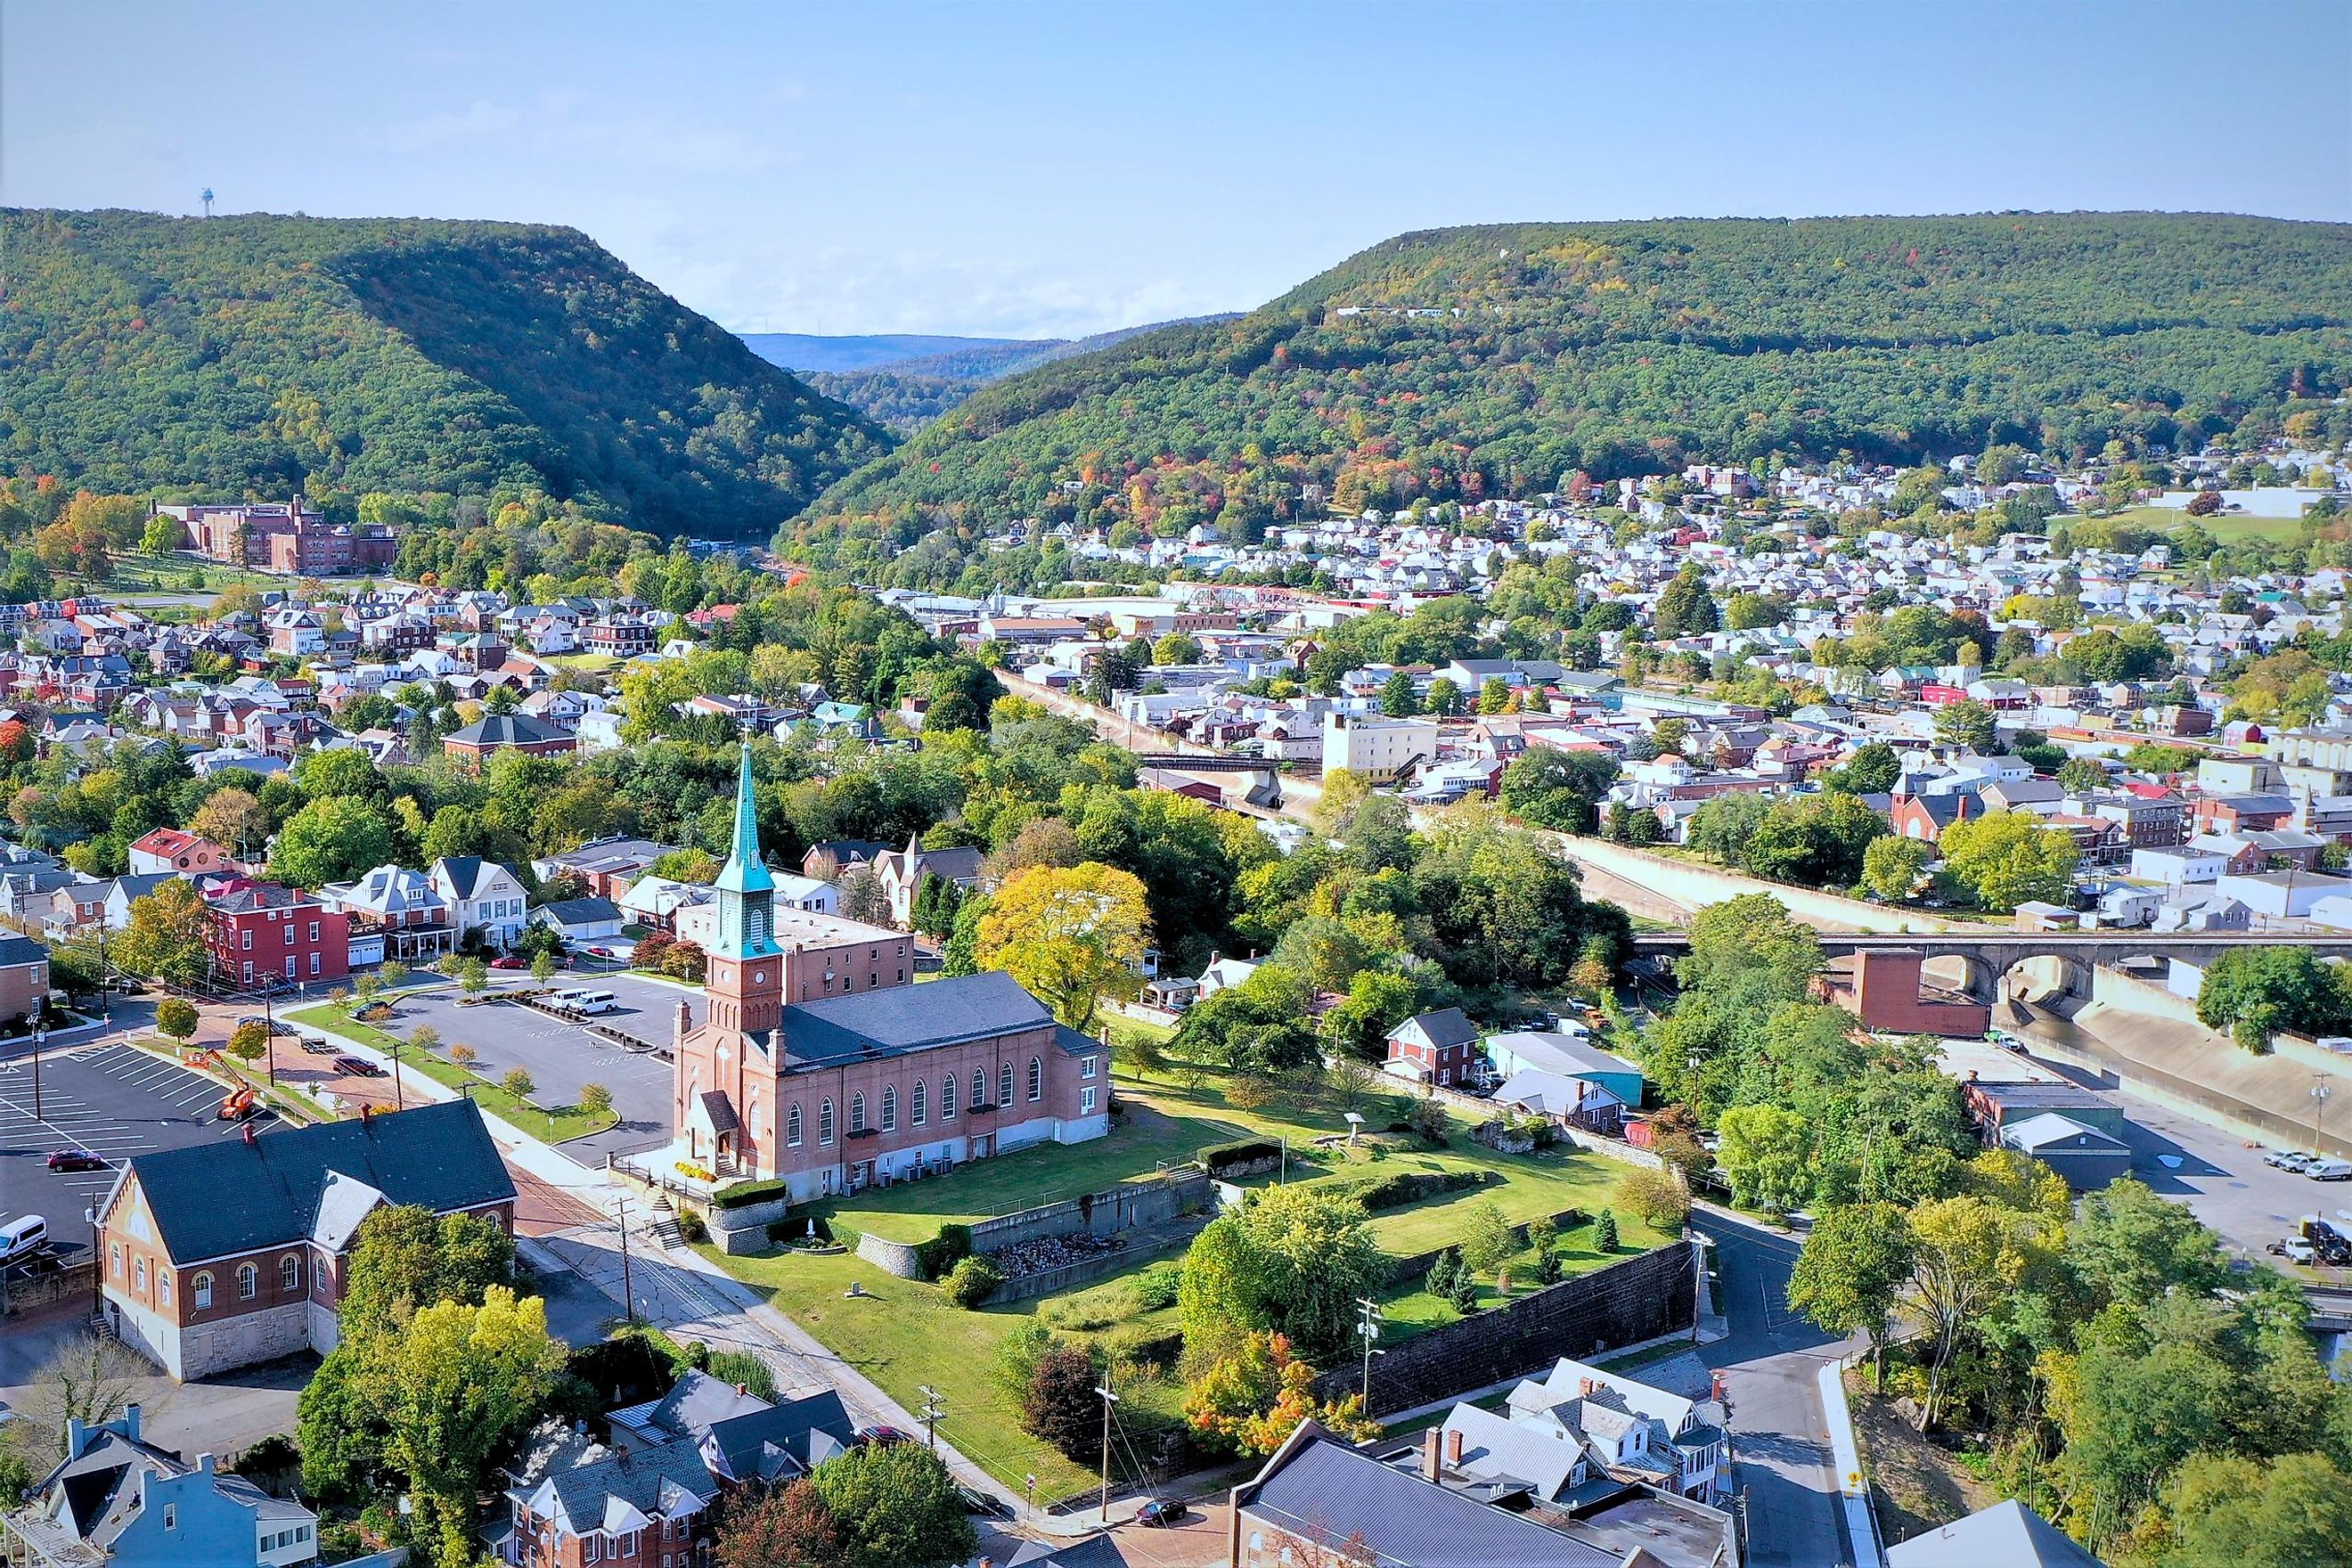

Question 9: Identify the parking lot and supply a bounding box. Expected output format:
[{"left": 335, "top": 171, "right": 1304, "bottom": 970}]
[
  {"left": 367, "top": 973, "right": 698, "bottom": 1168},
  {"left": 0, "top": 1040, "right": 254, "bottom": 1251}
]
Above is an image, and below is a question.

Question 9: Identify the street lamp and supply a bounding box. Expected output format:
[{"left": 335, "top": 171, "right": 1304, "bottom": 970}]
[
  {"left": 2315, "top": 1074, "right": 2334, "bottom": 1156},
  {"left": 30, "top": 1019, "right": 45, "bottom": 1121}
]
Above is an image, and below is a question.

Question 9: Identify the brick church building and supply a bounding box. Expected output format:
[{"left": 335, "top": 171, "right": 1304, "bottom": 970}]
[{"left": 671, "top": 748, "right": 1109, "bottom": 1202}]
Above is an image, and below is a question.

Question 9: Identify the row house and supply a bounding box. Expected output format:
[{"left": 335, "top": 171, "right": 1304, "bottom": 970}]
[
  {"left": 200, "top": 877, "right": 350, "bottom": 989},
  {"left": 584, "top": 614, "right": 660, "bottom": 656}
]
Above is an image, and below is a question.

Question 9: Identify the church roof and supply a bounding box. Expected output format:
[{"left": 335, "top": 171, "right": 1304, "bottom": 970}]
[{"left": 712, "top": 743, "right": 773, "bottom": 896}]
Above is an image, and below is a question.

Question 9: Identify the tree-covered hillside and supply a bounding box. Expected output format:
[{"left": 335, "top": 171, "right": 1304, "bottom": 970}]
[
  {"left": 1, "top": 208, "right": 890, "bottom": 535},
  {"left": 792, "top": 213, "right": 2352, "bottom": 578}
]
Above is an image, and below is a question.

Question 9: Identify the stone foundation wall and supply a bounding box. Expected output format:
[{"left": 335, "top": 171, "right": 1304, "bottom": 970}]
[{"left": 1309, "top": 1243, "right": 1699, "bottom": 1417}]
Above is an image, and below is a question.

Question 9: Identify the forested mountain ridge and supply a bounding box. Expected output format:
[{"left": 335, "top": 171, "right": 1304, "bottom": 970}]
[
  {"left": 0, "top": 208, "right": 891, "bottom": 535},
  {"left": 790, "top": 212, "right": 2352, "bottom": 584}
]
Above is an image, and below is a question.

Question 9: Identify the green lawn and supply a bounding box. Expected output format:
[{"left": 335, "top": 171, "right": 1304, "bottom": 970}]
[
  {"left": 699, "top": 1063, "right": 1672, "bottom": 1499},
  {"left": 284, "top": 1002, "right": 620, "bottom": 1144},
  {"left": 2098, "top": 502, "right": 2309, "bottom": 543},
  {"left": 697, "top": 1241, "right": 1116, "bottom": 1500}
]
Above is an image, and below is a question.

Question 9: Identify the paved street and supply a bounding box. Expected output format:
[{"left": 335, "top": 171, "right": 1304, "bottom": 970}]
[{"left": 1697, "top": 1209, "right": 1856, "bottom": 1568}]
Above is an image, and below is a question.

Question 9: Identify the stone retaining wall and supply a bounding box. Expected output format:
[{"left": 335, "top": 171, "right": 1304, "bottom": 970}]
[
  {"left": 970, "top": 1171, "right": 1213, "bottom": 1254},
  {"left": 3, "top": 1257, "right": 95, "bottom": 1318},
  {"left": 1310, "top": 1242, "right": 1698, "bottom": 1417},
  {"left": 854, "top": 1231, "right": 927, "bottom": 1279},
  {"left": 991, "top": 1218, "right": 1210, "bottom": 1304},
  {"left": 706, "top": 1195, "right": 794, "bottom": 1256}
]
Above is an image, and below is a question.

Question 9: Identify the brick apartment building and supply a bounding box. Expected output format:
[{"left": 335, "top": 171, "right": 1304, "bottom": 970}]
[
  {"left": 96, "top": 1099, "right": 515, "bottom": 1379},
  {"left": 200, "top": 877, "right": 350, "bottom": 988},
  {"left": 442, "top": 713, "right": 577, "bottom": 772},
  {"left": 154, "top": 499, "right": 397, "bottom": 576},
  {"left": 670, "top": 747, "right": 1107, "bottom": 1198}
]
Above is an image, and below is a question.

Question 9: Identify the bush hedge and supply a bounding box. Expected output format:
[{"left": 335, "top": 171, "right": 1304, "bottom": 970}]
[
  {"left": 1335, "top": 1168, "right": 1492, "bottom": 1213},
  {"left": 943, "top": 1255, "right": 1003, "bottom": 1310},
  {"left": 914, "top": 1222, "right": 973, "bottom": 1281},
  {"left": 711, "top": 1178, "right": 789, "bottom": 1210},
  {"left": 1198, "top": 1138, "right": 1283, "bottom": 1177}
]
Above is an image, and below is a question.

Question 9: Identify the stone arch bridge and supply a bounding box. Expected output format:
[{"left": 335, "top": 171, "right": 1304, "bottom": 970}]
[{"left": 1629, "top": 931, "right": 2352, "bottom": 1005}]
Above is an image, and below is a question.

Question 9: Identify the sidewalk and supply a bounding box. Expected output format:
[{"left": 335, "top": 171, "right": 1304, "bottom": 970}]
[{"left": 1818, "top": 1359, "right": 1882, "bottom": 1568}]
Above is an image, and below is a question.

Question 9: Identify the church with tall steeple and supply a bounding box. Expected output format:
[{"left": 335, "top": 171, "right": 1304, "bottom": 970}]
[{"left": 671, "top": 746, "right": 1109, "bottom": 1200}]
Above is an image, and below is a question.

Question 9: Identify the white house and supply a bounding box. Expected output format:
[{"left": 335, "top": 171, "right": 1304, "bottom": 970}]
[
  {"left": 1499, "top": 1355, "right": 1726, "bottom": 1502},
  {"left": 1323, "top": 712, "right": 1440, "bottom": 784},
  {"left": 2129, "top": 845, "right": 2229, "bottom": 886},
  {"left": 429, "top": 857, "right": 532, "bottom": 951}
]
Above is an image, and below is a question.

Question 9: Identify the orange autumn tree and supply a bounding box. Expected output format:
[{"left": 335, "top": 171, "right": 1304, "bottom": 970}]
[{"left": 1183, "top": 1331, "right": 1380, "bottom": 1458}]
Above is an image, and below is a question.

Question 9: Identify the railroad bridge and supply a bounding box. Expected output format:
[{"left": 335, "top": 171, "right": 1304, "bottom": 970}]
[{"left": 1630, "top": 930, "right": 2352, "bottom": 1006}]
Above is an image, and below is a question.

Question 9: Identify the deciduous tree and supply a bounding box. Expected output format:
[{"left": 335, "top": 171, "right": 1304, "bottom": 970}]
[{"left": 975, "top": 862, "right": 1150, "bottom": 1031}]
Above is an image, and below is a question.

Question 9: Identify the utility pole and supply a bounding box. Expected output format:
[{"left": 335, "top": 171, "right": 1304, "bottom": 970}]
[
  {"left": 1095, "top": 1377, "right": 1121, "bottom": 1524},
  {"left": 30, "top": 1020, "right": 45, "bottom": 1121},
  {"left": 919, "top": 1385, "right": 945, "bottom": 1452},
  {"left": 617, "top": 1193, "right": 636, "bottom": 1322},
  {"left": 1356, "top": 1295, "right": 1384, "bottom": 1405},
  {"left": 1024, "top": 1473, "right": 1037, "bottom": 1526},
  {"left": 2316, "top": 1074, "right": 2334, "bottom": 1156}
]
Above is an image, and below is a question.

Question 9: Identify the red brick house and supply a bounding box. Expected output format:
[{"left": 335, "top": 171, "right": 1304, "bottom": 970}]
[
  {"left": 0, "top": 933, "right": 49, "bottom": 1026},
  {"left": 1384, "top": 1007, "right": 1482, "bottom": 1087},
  {"left": 200, "top": 878, "right": 349, "bottom": 988},
  {"left": 443, "top": 713, "right": 576, "bottom": 772},
  {"left": 96, "top": 1099, "right": 514, "bottom": 1379},
  {"left": 1889, "top": 791, "right": 1980, "bottom": 844}
]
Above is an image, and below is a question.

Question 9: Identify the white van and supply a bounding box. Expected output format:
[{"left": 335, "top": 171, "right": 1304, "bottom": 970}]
[
  {"left": 2309, "top": 1158, "right": 2352, "bottom": 1182},
  {"left": 567, "top": 991, "right": 617, "bottom": 1017},
  {"left": 0, "top": 1214, "right": 48, "bottom": 1266}
]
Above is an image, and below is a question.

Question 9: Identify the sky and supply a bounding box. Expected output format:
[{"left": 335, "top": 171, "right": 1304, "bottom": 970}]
[{"left": 5, "top": 0, "right": 2348, "bottom": 341}]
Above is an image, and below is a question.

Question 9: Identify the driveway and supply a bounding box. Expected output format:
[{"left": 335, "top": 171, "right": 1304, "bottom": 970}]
[
  {"left": 0, "top": 1294, "right": 306, "bottom": 1458},
  {"left": 1697, "top": 1210, "right": 1855, "bottom": 1568}
]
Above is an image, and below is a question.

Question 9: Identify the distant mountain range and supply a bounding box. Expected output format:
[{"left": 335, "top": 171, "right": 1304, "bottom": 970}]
[
  {"left": 788, "top": 211, "right": 2352, "bottom": 584},
  {"left": 1, "top": 209, "right": 888, "bottom": 535},
  {"left": 738, "top": 332, "right": 1045, "bottom": 375},
  {"left": 745, "top": 319, "right": 1241, "bottom": 433}
]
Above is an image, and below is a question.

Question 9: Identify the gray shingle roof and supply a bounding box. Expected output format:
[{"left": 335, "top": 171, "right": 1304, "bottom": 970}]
[
  {"left": 1241, "top": 1425, "right": 1621, "bottom": 1568},
  {"left": 1886, "top": 1499, "right": 2105, "bottom": 1568},
  {"left": 779, "top": 970, "right": 1052, "bottom": 1066},
  {"left": 124, "top": 1098, "right": 513, "bottom": 1264}
]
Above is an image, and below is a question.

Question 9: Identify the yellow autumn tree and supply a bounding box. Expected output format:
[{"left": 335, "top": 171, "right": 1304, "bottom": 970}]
[{"left": 974, "top": 861, "right": 1150, "bottom": 1031}]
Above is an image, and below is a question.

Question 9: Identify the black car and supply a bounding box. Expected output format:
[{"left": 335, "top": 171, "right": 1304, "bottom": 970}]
[
  {"left": 955, "top": 1485, "right": 1010, "bottom": 1518},
  {"left": 1137, "top": 1498, "right": 1189, "bottom": 1527},
  {"left": 333, "top": 1055, "right": 387, "bottom": 1078},
  {"left": 238, "top": 1016, "right": 298, "bottom": 1037}
]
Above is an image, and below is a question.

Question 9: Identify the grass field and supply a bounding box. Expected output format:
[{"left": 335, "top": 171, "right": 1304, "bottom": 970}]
[
  {"left": 284, "top": 1002, "right": 620, "bottom": 1144},
  {"left": 2096, "top": 502, "right": 2309, "bottom": 543}
]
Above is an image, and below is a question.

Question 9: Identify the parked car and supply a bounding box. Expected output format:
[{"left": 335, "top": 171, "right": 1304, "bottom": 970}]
[
  {"left": 237, "top": 1016, "right": 298, "bottom": 1037},
  {"left": 855, "top": 1425, "right": 914, "bottom": 1449},
  {"left": 299, "top": 1035, "right": 339, "bottom": 1055},
  {"left": 45, "top": 1148, "right": 105, "bottom": 1172},
  {"left": 956, "top": 1485, "right": 1009, "bottom": 1518},
  {"left": 0, "top": 1214, "right": 48, "bottom": 1265},
  {"left": 490, "top": 955, "right": 527, "bottom": 970},
  {"left": 2271, "top": 1237, "right": 2320, "bottom": 1264},
  {"left": 1137, "top": 1498, "right": 1190, "bottom": 1528},
  {"left": 2311, "top": 1159, "right": 2352, "bottom": 1182},
  {"left": 2267, "top": 1149, "right": 2319, "bottom": 1172},
  {"left": 333, "top": 1055, "right": 387, "bottom": 1078}
]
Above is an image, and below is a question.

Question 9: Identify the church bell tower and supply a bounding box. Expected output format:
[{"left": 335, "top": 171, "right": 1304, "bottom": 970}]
[{"left": 703, "top": 744, "right": 784, "bottom": 1034}]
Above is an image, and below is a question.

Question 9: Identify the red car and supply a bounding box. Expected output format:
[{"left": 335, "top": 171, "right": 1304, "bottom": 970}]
[
  {"left": 46, "top": 1148, "right": 106, "bottom": 1172},
  {"left": 334, "top": 1055, "right": 387, "bottom": 1078},
  {"left": 490, "top": 956, "right": 527, "bottom": 970},
  {"left": 856, "top": 1425, "right": 915, "bottom": 1449}
]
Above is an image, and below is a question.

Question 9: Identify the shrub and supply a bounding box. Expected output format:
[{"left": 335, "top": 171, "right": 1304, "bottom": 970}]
[
  {"left": 712, "top": 1178, "right": 788, "bottom": 1211},
  {"left": 706, "top": 1347, "right": 774, "bottom": 1401},
  {"left": 1021, "top": 1343, "right": 1105, "bottom": 1461},
  {"left": 1336, "top": 1169, "right": 1490, "bottom": 1213},
  {"left": 677, "top": 1212, "right": 708, "bottom": 1245},
  {"left": 1102, "top": 1324, "right": 1183, "bottom": 1368},
  {"left": 1526, "top": 1216, "right": 1558, "bottom": 1256},
  {"left": 1401, "top": 1098, "right": 1451, "bottom": 1146},
  {"left": 914, "top": 1223, "right": 973, "bottom": 1281},
  {"left": 1132, "top": 1262, "right": 1183, "bottom": 1311},
  {"left": 1225, "top": 1074, "right": 1278, "bottom": 1111},
  {"left": 1197, "top": 1138, "right": 1282, "bottom": 1179},
  {"left": 943, "top": 1256, "right": 1003, "bottom": 1310}
]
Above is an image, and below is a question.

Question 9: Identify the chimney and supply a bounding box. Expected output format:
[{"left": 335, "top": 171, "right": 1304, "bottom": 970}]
[
  {"left": 1445, "top": 1428, "right": 1465, "bottom": 1466},
  {"left": 196, "top": 1453, "right": 216, "bottom": 1475},
  {"left": 1421, "top": 1426, "right": 1442, "bottom": 1482},
  {"left": 123, "top": 1404, "right": 141, "bottom": 1442}
]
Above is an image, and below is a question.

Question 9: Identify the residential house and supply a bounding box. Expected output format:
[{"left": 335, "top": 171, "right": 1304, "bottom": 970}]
[
  {"left": 127, "top": 829, "right": 235, "bottom": 878},
  {"left": 533, "top": 837, "right": 676, "bottom": 901},
  {"left": 96, "top": 1099, "right": 515, "bottom": 1379},
  {"left": 494, "top": 1425, "right": 718, "bottom": 1568},
  {"left": 529, "top": 898, "right": 626, "bottom": 946},
  {"left": 430, "top": 857, "right": 532, "bottom": 951},
  {"left": 1889, "top": 791, "right": 1981, "bottom": 843},
  {"left": 200, "top": 878, "right": 350, "bottom": 988},
  {"left": 1384, "top": 1008, "right": 1482, "bottom": 1088},
  {"left": 1884, "top": 1499, "right": 2105, "bottom": 1568},
  {"left": 0, "top": 1406, "right": 319, "bottom": 1568},
  {"left": 871, "top": 834, "right": 985, "bottom": 929},
  {"left": 318, "top": 864, "right": 457, "bottom": 962}
]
